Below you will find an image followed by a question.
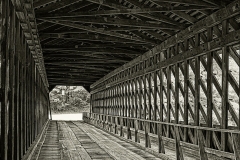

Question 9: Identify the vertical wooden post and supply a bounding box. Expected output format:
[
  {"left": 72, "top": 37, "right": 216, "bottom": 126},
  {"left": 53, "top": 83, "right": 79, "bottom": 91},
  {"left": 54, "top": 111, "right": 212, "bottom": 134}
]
[
  {"left": 14, "top": 19, "right": 20, "bottom": 159},
  {"left": 154, "top": 56, "right": 158, "bottom": 134},
  {"left": 159, "top": 53, "right": 164, "bottom": 137},
  {"left": 8, "top": 3, "right": 16, "bottom": 159},
  {"left": 184, "top": 59, "right": 189, "bottom": 142},
  {"left": 143, "top": 64, "right": 147, "bottom": 120},
  {"left": 175, "top": 126, "right": 184, "bottom": 160},
  {"left": 221, "top": 20, "right": 229, "bottom": 152},
  {"left": 1, "top": 0, "right": 10, "bottom": 159},
  {"left": 115, "top": 116, "right": 118, "bottom": 134},
  {"left": 138, "top": 75, "right": 143, "bottom": 129},
  {"left": 194, "top": 33, "right": 200, "bottom": 145},
  {"left": 166, "top": 49, "right": 171, "bottom": 138},
  {"left": 206, "top": 27, "right": 213, "bottom": 148},
  {"left": 134, "top": 119, "right": 140, "bottom": 143},
  {"left": 148, "top": 73, "right": 152, "bottom": 129},
  {"left": 120, "top": 117, "right": 124, "bottom": 137},
  {"left": 145, "top": 121, "right": 151, "bottom": 148},
  {"left": 175, "top": 45, "right": 180, "bottom": 126},
  {"left": 198, "top": 129, "right": 208, "bottom": 160},
  {"left": 157, "top": 123, "right": 165, "bottom": 153}
]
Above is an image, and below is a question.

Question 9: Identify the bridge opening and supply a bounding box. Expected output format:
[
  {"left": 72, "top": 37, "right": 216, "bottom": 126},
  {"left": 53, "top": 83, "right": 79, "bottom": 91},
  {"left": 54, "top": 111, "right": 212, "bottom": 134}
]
[{"left": 49, "top": 86, "right": 90, "bottom": 120}]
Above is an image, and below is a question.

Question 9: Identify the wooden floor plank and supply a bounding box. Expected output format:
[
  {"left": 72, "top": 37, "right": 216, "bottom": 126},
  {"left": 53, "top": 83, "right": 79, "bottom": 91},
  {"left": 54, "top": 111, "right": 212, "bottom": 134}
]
[
  {"left": 30, "top": 120, "right": 163, "bottom": 160},
  {"left": 72, "top": 121, "right": 162, "bottom": 160}
]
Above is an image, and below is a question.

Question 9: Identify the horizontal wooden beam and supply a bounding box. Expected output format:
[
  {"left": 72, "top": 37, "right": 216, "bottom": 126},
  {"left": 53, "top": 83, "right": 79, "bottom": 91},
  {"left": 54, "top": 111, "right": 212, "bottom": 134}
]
[
  {"left": 40, "top": 16, "right": 184, "bottom": 30},
  {"left": 37, "top": 5, "right": 217, "bottom": 18},
  {"left": 152, "top": 0, "right": 216, "bottom": 6},
  {"left": 41, "top": 43, "right": 148, "bottom": 50},
  {"left": 46, "top": 63, "right": 113, "bottom": 72},
  {"left": 47, "top": 71, "right": 103, "bottom": 76},
  {"left": 42, "top": 46, "right": 140, "bottom": 55},
  {"left": 33, "top": 0, "right": 56, "bottom": 8},
  {"left": 39, "top": 19, "right": 152, "bottom": 43},
  {"left": 40, "top": 32, "right": 155, "bottom": 44},
  {"left": 44, "top": 59, "right": 128, "bottom": 63},
  {"left": 47, "top": 75, "right": 100, "bottom": 80},
  {"left": 44, "top": 54, "right": 132, "bottom": 61},
  {"left": 35, "top": 0, "right": 81, "bottom": 13},
  {"left": 48, "top": 82, "right": 94, "bottom": 86},
  {"left": 46, "top": 68, "right": 108, "bottom": 73}
]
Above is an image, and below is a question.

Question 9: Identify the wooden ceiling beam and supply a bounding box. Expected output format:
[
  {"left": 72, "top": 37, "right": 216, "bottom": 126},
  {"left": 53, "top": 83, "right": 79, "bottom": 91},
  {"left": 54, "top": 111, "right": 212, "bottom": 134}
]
[
  {"left": 56, "top": 1, "right": 93, "bottom": 13},
  {"left": 41, "top": 16, "right": 183, "bottom": 30},
  {"left": 46, "top": 63, "right": 113, "bottom": 72},
  {"left": 41, "top": 43, "right": 148, "bottom": 50},
  {"left": 47, "top": 72, "right": 102, "bottom": 78},
  {"left": 44, "top": 56, "right": 132, "bottom": 62},
  {"left": 48, "top": 81, "right": 94, "bottom": 86},
  {"left": 144, "top": 30, "right": 166, "bottom": 41},
  {"left": 48, "top": 79, "right": 96, "bottom": 83},
  {"left": 35, "top": 0, "right": 81, "bottom": 13},
  {"left": 152, "top": 0, "right": 216, "bottom": 6},
  {"left": 37, "top": 22, "right": 57, "bottom": 31},
  {"left": 40, "top": 27, "right": 155, "bottom": 33},
  {"left": 47, "top": 72, "right": 104, "bottom": 77},
  {"left": 123, "top": 0, "right": 187, "bottom": 30},
  {"left": 34, "top": 0, "right": 56, "bottom": 8},
  {"left": 47, "top": 77, "right": 99, "bottom": 81},
  {"left": 45, "top": 61, "right": 125, "bottom": 65},
  {"left": 152, "top": 1, "right": 198, "bottom": 24},
  {"left": 43, "top": 53, "right": 133, "bottom": 60},
  {"left": 130, "top": 30, "right": 161, "bottom": 45},
  {"left": 43, "top": 49, "right": 139, "bottom": 55},
  {"left": 39, "top": 32, "right": 149, "bottom": 44},
  {"left": 202, "top": 0, "right": 223, "bottom": 6},
  {"left": 49, "top": 83, "right": 93, "bottom": 87},
  {"left": 39, "top": 19, "right": 151, "bottom": 43},
  {"left": 173, "top": 11, "right": 198, "bottom": 24},
  {"left": 42, "top": 46, "right": 140, "bottom": 54},
  {"left": 37, "top": 5, "right": 217, "bottom": 18},
  {"left": 46, "top": 67, "right": 108, "bottom": 73}
]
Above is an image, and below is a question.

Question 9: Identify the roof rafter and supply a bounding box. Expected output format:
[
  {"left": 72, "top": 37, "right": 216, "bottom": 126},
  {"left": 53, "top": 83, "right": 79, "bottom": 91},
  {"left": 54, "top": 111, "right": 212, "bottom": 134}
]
[
  {"left": 39, "top": 19, "right": 152, "bottom": 43},
  {"left": 151, "top": 0, "right": 216, "bottom": 6},
  {"left": 42, "top": 47, "right": 140, "bottom": 55},
  {"left": 40, "top": 16, "right": 183, "bottom": 30},
  {"left": 37, "top": 5, "right": 218, "bottom": 18},
  {"left": 39, "top": 32, "right": 153, "bottom": 44},
  {"left": 34, "top": 0, "right": 56, "bottom": 8}
]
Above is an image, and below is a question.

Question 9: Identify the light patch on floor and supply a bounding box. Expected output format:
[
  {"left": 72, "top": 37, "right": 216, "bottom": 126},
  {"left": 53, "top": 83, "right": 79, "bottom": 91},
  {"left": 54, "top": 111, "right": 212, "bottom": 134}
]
[{"left": 51, "top": 113, "right": 83, "bottom": 120}]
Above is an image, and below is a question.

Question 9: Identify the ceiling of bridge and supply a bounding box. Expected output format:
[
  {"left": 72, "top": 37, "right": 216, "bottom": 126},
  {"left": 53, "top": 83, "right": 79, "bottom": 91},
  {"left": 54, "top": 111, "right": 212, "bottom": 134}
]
[{"left": 33, "top": 0, "right": 232, "bottom": 88}]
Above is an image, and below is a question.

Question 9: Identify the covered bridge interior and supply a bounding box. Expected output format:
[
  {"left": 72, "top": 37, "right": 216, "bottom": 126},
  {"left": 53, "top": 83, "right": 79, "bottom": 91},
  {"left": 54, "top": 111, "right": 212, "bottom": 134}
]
[{"left": 1, "top": 0, "right": 240, "bottom": 159}]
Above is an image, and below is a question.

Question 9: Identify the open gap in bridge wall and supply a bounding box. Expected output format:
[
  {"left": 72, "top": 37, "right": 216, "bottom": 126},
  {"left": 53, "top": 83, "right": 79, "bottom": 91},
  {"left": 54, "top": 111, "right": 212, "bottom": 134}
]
[
  {"left": 88, "top": 0, "right": 240, "bottom": 159},
  {"left": 49, "top": 86, "right": 90, "bottom": 120},
  {"left": 0, "top": 0, "right": 50, "bottom": 160}
]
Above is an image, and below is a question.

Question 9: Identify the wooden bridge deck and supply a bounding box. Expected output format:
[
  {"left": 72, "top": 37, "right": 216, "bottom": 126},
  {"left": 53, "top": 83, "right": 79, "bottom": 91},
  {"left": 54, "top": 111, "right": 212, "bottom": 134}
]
[{"left": 29, "top": 121, "right": 163, "bottom": 160}]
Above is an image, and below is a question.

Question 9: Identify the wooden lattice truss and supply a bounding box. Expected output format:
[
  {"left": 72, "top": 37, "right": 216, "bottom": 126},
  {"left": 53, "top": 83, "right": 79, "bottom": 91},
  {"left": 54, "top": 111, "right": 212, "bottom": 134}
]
[{"left": 89, "top": 1, "right": 240, "bottom": 159}]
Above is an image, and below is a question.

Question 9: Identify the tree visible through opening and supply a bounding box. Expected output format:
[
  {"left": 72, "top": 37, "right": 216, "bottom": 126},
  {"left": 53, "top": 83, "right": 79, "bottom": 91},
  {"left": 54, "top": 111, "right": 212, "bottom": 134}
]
[{"left": 50, "top": 86, "right": 90, "bottom": 120}]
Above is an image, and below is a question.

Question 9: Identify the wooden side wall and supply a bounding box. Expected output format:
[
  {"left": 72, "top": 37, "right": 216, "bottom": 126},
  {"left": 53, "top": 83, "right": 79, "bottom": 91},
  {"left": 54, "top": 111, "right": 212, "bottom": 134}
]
[
  {"left": 0, "top": 0, "right": 50, "bottom": 160},
  {"left": 87, "top": 0, "right": 240, "bottom": 159}
]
